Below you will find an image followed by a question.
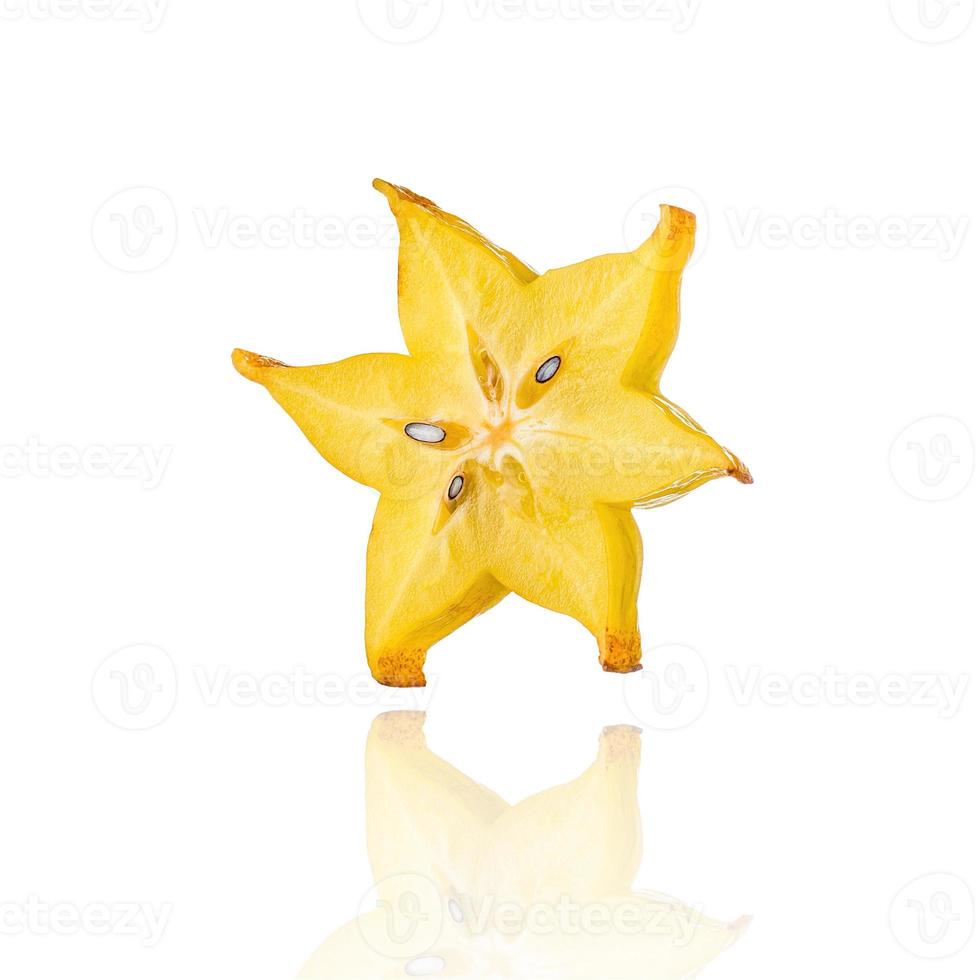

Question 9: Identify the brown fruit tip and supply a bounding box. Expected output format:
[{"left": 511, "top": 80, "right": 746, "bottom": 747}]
[
  {"left": 730, "top": 457, "right": 754, "bottom": 485},
  {"left": 370, "top": 650, "right": 428, "bottom": 688},
  {"left": 231, "top": 348, "right": 287, "bottom": 382},
  {"left": 600, "top": 629, "right": 643, "bottom": 673},
  {"left": 659, "top": 203, "right": 696, "bottom": 239}
]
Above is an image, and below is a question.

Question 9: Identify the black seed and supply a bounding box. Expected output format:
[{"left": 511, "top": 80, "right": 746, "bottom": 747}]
[
  {"left": 448, "top": 475, "right": 464, "bottom": 500},
  {"left": 405, "top": 422, "right": 446, "bottom": 444},
  {"left": 535, "top": 355, "right": 561, "bottom": 384}
]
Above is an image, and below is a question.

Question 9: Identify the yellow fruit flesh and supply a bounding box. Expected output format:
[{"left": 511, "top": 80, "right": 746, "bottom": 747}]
[{"left": 234, "top": 180, "right": 751, "bottom": 686}]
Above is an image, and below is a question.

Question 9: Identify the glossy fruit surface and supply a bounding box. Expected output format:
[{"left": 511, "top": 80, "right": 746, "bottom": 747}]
[{"left": 234, "top": 180, "right": 751, "bottom": 686}]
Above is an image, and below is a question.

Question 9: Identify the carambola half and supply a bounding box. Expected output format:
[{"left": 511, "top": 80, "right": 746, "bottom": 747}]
[{"left": 233, "top": 180, "right": 751, "bottom": 686}]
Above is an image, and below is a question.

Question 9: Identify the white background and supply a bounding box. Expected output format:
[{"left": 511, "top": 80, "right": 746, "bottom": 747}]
[{"left": 1, "top": 1, "right": 978, "bottom": 977}]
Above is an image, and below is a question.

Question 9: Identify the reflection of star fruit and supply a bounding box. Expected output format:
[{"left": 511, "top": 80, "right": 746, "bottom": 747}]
[
  {"left": 234, "top": 181, "right": 751, "bottom": 686},
  {"left": 299, "top": 712, "right": 750, "bottom": 978}
]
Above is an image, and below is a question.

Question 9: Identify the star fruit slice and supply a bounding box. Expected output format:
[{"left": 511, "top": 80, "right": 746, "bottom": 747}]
[{"left": 233, "top": 180, "right": 751, "bottom": 686}]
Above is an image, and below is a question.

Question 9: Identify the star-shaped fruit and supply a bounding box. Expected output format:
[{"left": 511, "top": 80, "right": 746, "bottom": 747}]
[
  {"left": 233, "top": 180, "right": 751, "bottom": 686},
  {"left": 299, "top": 712, "right": 749, "bottom": 978}
]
